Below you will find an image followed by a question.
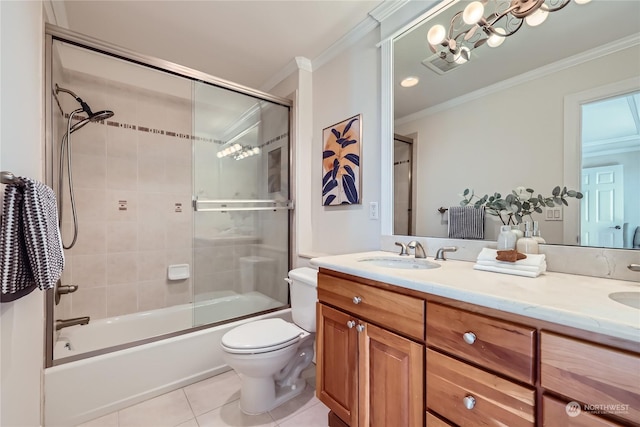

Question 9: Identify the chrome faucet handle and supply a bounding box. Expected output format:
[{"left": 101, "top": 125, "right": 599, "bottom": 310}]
[
  {"left": 407, "top": 241, "right": 427, "bottom": 259},
  {"left": 395, "top": 242, "right": 409, "bottom": 256},
  {"left": 435, "top": 246, "right": 458, "bottom": 261}
]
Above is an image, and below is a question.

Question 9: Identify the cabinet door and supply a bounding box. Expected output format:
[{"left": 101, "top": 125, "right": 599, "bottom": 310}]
[
  {"left": 317, "top": 303, "right": 359, "bottom": 426},
  {"left": 360, "top": 322, "right": 424, "bottom": 427}
]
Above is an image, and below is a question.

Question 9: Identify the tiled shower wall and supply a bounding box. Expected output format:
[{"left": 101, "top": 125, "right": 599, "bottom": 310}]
[{"left": 56, "top": 69, "right": 195, "bottom": 320}]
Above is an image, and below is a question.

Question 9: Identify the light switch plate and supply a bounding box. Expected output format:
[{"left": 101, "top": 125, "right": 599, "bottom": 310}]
[
  {"left": 369, "top": 202, "right": 379, "bottom": 220},
  {"left": 545, "top": 207, "right": 563, "bottom": 221}
]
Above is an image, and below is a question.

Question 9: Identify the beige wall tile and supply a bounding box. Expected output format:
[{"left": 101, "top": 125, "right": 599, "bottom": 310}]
[
  {"left": 138, "top": 132, "right": 166, "bottom": 160},
  {"left": 166, "top": 220, "right": 192, "bottom": 250},
  {"left": 69, "top": 124, "right": 107, "bottom": 157},
  {"left": 138, "top": 280, "right": 166, "bottom": 312},
  {"left": 107, "top": 252, "right": 138, "bottom": 286},
  {"left": 138, "top": 250, "right": 166, "bottom": 281},
  {"left": 107, "top": 221, "right": 138, "bottom": 253},
  {"left": 74, "top": 188, "right": 107, "bottom": 222},
  {"left": 138, "top": 192, "right": 167, "bottom": 218},
  {"left": 138, "top": 220, "right": 166, "bottom": 251},
  {"left": 72, "top": 254, "right": 107, "bottom": 288},
  {"left": 165, "top": 279, "right": 191, "bottom": 307},
  {"left": 106, "top": 156, "right": 137, "bottom": 191},
  {"left": 73, "top": 153, "right": 106, "bottom": 190},
  {"left": 71, "top": 286, "right": 107, "bottom": 320},
  {"left": 72, "top": 221, "right": 107, "bottom": 255},
  {"left": 106, "top": 190, "right": 138, "bottom": 222},
  {"left": 107, "top": 126, "right": 137, "bottom": 158},
  {"left": 106, "top": 284, "right": 138, "bottom": 317},
  {"left": 138, "top": 156, "right": 165, "bottom": 192}
]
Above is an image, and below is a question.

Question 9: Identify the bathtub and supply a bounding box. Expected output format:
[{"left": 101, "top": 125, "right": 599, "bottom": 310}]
[
  {"left": 54, "top": 291, "right": 284, "bottom": 359},
  {"left": 44, "top": 292, "right": 291, "bottom": 427}
]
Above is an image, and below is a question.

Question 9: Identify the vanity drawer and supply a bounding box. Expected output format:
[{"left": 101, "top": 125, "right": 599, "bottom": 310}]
[
  {"left": 541, "top": 331, "right": 640, "bottom": 425},
  {"left": 426, "top": 349, "right": 535, "bottom": 427},
  {"left": 542, "top": 395, "right": 624, "bottom": 427},
  {"left": 317, "top": 273, "right": 425, "bottom": 341},
  {"left": 426, "top": 411, "right": 454, "bottom": 426},
  {"left": 426, "top": 302, "right": 536, "bottom": 384}
]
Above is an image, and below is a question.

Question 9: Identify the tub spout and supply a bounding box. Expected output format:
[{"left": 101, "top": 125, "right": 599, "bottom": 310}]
[{"left": 55, "top": 316, "right": 90, "bottom": 331}]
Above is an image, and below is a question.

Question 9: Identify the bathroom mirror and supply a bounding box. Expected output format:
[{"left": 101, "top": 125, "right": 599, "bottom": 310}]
[{"left": 392, "top": 0, "right": 640, "bottom": 248}]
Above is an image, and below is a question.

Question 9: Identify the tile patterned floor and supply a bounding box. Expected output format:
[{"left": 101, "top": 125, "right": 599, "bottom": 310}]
[{"left": 76, "top": 365, "right": 328, "bottom": 427}]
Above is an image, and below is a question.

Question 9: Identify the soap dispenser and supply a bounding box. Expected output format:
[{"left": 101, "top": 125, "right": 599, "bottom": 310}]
[
  {"left": 516, "top": 222, "right": 539, "bottom": 254},
  {"left": 532, "top": 221, "right": 546, "bottom": 244},
  {"left": 497, "top": 225, "right": 517, "bottom": 250}
]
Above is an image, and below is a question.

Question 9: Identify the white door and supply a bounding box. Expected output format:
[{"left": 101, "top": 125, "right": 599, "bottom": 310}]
[{"left": 580, "top": 165, "right": 624, "bottom": 248}]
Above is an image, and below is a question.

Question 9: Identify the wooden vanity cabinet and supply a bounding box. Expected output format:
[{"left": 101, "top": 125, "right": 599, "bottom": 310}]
[
  {"left": 541, "top": 331, "right": 640, "bottom": 426},
  {"left": 426, "top": 302, "right": 536, "bottom": 426},
  {"left": 315, "top": 268, "right": 640, "bottom": 427},
  {"left": 316, "top": 272, "right": 425, "bottom": 427}
]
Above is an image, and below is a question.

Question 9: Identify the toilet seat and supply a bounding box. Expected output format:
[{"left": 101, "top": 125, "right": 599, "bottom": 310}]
[{"left": 221, "top": 318, "right": 307, "bottom": 355}]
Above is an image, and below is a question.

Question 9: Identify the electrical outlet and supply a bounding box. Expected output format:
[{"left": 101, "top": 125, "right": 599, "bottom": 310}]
[{"left": 369, "top": 202, "right": 379, "bottom": 220}]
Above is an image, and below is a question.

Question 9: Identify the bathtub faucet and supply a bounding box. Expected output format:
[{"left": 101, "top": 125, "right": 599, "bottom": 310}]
[{"left": 55, "top": 316, "right": 90, "bottom": 331}]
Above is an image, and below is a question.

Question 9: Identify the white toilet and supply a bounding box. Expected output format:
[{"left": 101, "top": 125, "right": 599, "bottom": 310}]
[{"left": 221, "top": 267, "right": 318, "bottom": 415}]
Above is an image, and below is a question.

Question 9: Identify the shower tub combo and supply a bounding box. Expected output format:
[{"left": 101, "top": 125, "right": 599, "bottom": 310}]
[{"left": 45, "top": 292, "right": 290, "bottom": 426}]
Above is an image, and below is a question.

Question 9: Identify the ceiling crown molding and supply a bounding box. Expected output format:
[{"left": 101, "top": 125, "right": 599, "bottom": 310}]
[
  {"left": 44, "top": 0, "right": 69, "bottom": 27},
  {"left": 260, "top": 56, "right": 312, "bottom": 92},
  {"left": 369, "top": 0, "right": 410, "bottom": 23},
  {"left": 396, "top": 33, "right": 640, "bottom": 126}
]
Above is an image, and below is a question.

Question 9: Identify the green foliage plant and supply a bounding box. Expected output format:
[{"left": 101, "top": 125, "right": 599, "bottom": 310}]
[{"left": 460, "top": 186, "right": 584, "bottom": 225}]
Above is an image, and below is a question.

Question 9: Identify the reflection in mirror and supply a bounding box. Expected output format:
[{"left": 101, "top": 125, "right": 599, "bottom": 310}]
[{"left": 392, "top": 0, "right": 640, "bottom": 248}]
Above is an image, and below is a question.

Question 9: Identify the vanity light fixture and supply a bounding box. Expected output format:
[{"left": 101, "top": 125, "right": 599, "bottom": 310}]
[
  {"left": 400, "top": 76, "right": 420, "bottom": 87},
  {"left": 427, "top": 0, "right": 591, "bottom": 65}
]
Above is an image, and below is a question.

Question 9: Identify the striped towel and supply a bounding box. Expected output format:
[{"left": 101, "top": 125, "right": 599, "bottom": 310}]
[
  {"left": 1, "top": 177, "right": 64, "bottom": 300},
  {"left": 447, "top": 206, "right": 485, "bottom": 239}
]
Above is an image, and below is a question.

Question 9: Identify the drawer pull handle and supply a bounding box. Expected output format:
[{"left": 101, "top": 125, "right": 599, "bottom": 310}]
[
  {"left": 463, "top": 395, "right": 476, "bottom": 410},
  {"left": 356, "top": 324, "right": 365, "bottom": 333},
  {"left": 463, "top": 332, "right": 477, "bottom": 345},
  {"left": 347, "top": 320, "right": 356, "bottom": 329},
  {"left": 352, "top": 296, "right": 362, "bottom": 304}
]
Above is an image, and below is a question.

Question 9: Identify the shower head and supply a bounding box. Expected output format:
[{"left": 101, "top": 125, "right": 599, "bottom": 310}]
[
  {"left": 70, "top": 110, "right": 115, "bottom": 133},
  {"left": 54, "top": 84, "right": 114, "bottom": 133}
]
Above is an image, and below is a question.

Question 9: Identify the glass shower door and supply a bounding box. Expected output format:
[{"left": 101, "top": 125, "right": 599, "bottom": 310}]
[{"left": 192, "top": 81, "right": 291, "bottom": 327}]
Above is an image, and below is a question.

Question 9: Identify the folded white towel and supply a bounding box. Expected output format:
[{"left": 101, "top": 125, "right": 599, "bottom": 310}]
[
  {"left": 476, "top": 259, "right": 547, "bottom": 273},
  {"left": 473, "top": 264, "right": 543, "bottom": 278},
  {"left": 476, "top": 247, "right": 546, "bottom": 267}
]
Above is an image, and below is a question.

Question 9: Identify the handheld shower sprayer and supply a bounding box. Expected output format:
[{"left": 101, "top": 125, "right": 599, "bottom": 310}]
[
  {"left": 54, "top": 84, "right": 114, "bottom": 133},
  {"left": 54, "top": 83, "right": 115, "bottom": 249}
]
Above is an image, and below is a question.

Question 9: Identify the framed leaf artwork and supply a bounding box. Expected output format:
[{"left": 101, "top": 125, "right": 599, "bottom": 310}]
[{"left": 322, "top": 114, "right": 361, "bottom": 206}]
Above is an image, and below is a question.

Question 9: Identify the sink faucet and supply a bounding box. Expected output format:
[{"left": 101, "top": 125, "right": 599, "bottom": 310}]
[
  {"left": 407, "top": 241, "right": 426, "bottom": 259},
  {"left": 435, "top": 246, "right": 458, "bottom": 261},
  {"left": 55, "top": 316, "right": 90, "bottom": 331},
  {"left": 395, "top": 242, "right": 410, "bottom": 256}
]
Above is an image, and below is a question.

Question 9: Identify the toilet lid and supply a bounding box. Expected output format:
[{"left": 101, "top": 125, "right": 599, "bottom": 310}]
[{"left": 221, "top": 318, "right": 303, "bottom": 351}]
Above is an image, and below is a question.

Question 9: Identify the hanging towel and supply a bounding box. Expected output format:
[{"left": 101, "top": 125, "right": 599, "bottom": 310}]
[
  {"left": 1, "top": 177, "right": 64, "bottom": 297},
  {"left": 448, "top": 206, "right": 485, "bottom": 239}
]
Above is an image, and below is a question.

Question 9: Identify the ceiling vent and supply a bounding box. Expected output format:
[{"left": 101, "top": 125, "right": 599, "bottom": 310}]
[{"left": 421, "top": 53, "right": 470, "bottom": 75}]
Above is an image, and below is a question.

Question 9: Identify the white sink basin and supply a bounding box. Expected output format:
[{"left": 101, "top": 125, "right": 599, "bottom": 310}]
[
  {"left": 608, "top": 291, "right": 640, "bottom": 310},
  {"left": 357, "top": 257, "right": 441, "bottom": 270}
]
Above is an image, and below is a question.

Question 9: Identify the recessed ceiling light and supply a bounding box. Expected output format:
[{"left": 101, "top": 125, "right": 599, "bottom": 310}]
[{"left": 400, "top": 76, "right": 419, "bottom": 88}]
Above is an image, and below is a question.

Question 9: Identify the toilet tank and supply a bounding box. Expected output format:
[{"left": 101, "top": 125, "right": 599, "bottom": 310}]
[{"left": 288, "top": 267, "right": 318, "bottom": 332}]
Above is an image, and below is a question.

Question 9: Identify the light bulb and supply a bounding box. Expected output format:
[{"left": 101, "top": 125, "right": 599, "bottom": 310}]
[
  {"left": 454, "top": 47, "right": 471, "bottom": 64},
  {"left": 252, "top": 147, "right": 260, "bottom": 154},
  {"left": 525, "top": 8, "right": 548, "bottom": 26},
  {"left": 400, "top": 76, "right": 419, "bottom": 88},
  {"left": 427, "top": 24, "right": 446, "bottom": 45},
  {"left": 487, "top": 27, "right": 506, "bottom": 48},
  {"left": 216, "top": 152, "right": 223, "bottom": 158},
  {"left": 463, "top": 1, "right": 484, "bottom": 25},
  {"left": 233, "top": 143, "right": 241, "bottom": 151},
  {"left": 574, "top": 0, "right": 591, "bottom": 4}
]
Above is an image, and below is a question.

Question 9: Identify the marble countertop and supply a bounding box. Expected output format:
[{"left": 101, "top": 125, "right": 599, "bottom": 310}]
[{"left": 310, "top": 251, "right": 640, "bottom": 343}]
